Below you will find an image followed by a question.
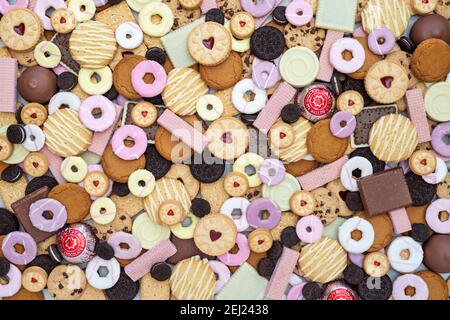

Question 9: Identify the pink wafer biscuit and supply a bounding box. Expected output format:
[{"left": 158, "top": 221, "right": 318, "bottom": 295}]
[
  {"left": 124, "top": 239, "right": 177, "bottom": 281},
  {"left": 157, "top": 109, "right": 208, "bottom": 154},
  {"left": 316, "top": 30, "right": 344, "bottom": 82},
  {"left": 297, "top": 156, "right": 349, "bottom": 191},
  {"left": 40, "top": 146, "right": 66, "bottom": 183},
  {"left": 254, "top": 0, "right": 282, "bottom": 27},
  {"left": 88, "top": 104, "right": 123, "bottom": 156},
  {"left": 389, "top": 207, "right": 412, "bottom": 234},
  {"left": 253, "top": 82, "right": 296, "bottom": 134},
  {"left": 406, "top": 89, "right": 431, "bottom": 144},
  {"left": 200, "top": 0, "right": 217, "bottom": 13},
  {"left": 353, "top": 26, "right": 367, "bottom": 37},
  {"left": 0, "top": 58, "right": 18, "bottom": 113},
  {"left": 265, "top": 247, "right": 299, "bottom": 300}
]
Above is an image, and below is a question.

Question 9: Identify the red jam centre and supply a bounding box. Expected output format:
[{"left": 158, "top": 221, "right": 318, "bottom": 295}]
[
  {"left": 257, "top": 240, "right": 264, "bottom": 245},
  {"left": 348, "top": 100, "right": 355, "bottom": 106},
  {"left": 32, "top": 162, "right": 39, "bottom": 168},
  {"left": 239, "top": 21, "right": 246, "bottom": 28},
  {"left": 300, "top": 200, "right": 307, "bottom": 207},
  {"left": 381, "top": 76, "right": 394, "bottom": 89},
  {"left": 420, "top": 159, "right": 427, "bottom": 166},
  {"left": 93, "top": 180, "right": 99, "bottom": 187},
  {"left": 210, "top": 230, "right": 222, "bottom": 241},
  {"left": 233, "top": 182, "right": 240, "bottom": 188},
  {"left": 167, "top": 209, "right": 174, "bottom": 216},
  {"left": 141, "top": 110, "right": 148, "bottom": 117},
  {"left": 202, "top": 37, "right": 215, "bottom": 50}
]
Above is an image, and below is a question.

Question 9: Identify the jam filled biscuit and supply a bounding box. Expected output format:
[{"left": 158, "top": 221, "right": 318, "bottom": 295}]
[
  {"left": 194, "top": 213, "right": 237, "bottom": 256},
  {"left": 130, "top": 102, "right": 158, "bottom": 128},
  {"left": 409, "top": 150, "right": 437, "bottom": 176},
  {"left": 83, "top": 171, "right": 110, "bottom": 197},
  {"left": 158, "top": 199, "right": 186, "bottom": 226},
  {"left": 20, "top": 103, "right": 48, "bottom": 126},
  {"left": 248, "top": 228, "right": 273, "bottom": 253},
  {"left": 23, "top": 152, "right": 49, "bottom": 177},
  {"left": 289, "top": 190, "right": 316, "bottom": 217},
  {"left": 223, "top": 171, "right": 249, "bottom": 197}
]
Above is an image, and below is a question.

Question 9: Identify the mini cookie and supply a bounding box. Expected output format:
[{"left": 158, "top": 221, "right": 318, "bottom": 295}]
[
  {"left": 347, "top": 37, "right": 382, "bottom": 80},
  {"left": 326, "top": 179, "right": 354, "bottom": 217},
  {"left": 364, "top": 60, "right": 409, "bottom": 104},
  {"left": 230, "top": 11, "right": 255, "bottom": 39},
  {"left": 48, "top": 183, "right": 92, "bottom": 224},
  {"left": 140, "top": 274, "right": 170, "bottom": 300},
  {"left": 436, "top": 0, "right": 450, "bottom": 19},
  {"left": 248, "top": 228, "right": 273, "bottom": 253},
  {"left": 411, "top": 39, "right": 450, "bottom": 83},
  {"left": 411, "top": 0, "right": 438, "bottom": 14},
  {"left": 43, "top": 108, "right": 93, "bottom": 158},
  {"left": 92, "top": 211, "right": 132, "bottom": 241},
  {"left": 199, "top": 51, "right": 243, "bottom": 90},
  {"left": 163, "top": 0, "right": 202, "bottom": 30},
  {"left": 69, "top": 20, "right": 117, "bottom": 69},
  {"left": 216, "top": 0, "right": 243, "bottom": 20},
  {"left": 23, "top": 152, "right": 48, "bottom": 177},
  {"left": 101, "top": 144, "right": 146, "bottom": 183},
  {"left": 369, "top": 114, "right": 418, "bottom": 163},
  {"left": 271, "top": 118, "right": 312, "bottom": 164},
  {"left": 158, "top": 200, "right": 186, "bottom": 226},
  {"left": 205, "top": 117, "right": 249, "bottom": 160},
  {"left": 409, "top": 150, "right": 437, "bottom": 176},
  {"left": 363, "top": 252, "right": 390, "bottom": 278},
  {"left": 269, "top": 122, "right": 295, "bottom": 149},
  {"left": 0, "top": 9, "right": 43, "bottom": 52},
  {"left": 284, "top": 18, "right": 326, "bottom": 52},
  {"left": 336, "top": 90, "right": 364, "bottom": 116},
  {"left": 188, "top": 22, "right": 232, "bottom": 66},
  {"left": 47, "top": 265, "right": 87, "bottom": 300},
  {"left": 299, "top": 237, "right": 347, "bottom": 284},
  {"left": 201, "top": 179, "right": 230, "bottom": 213},
  {"left": 361, "top": 0, "right": 411, "bottom": 38},
  {"left": 290, "top": 190, "right": 316, "bottom": 217},
  {"left": 307, "top": 119, "right": 348, "bottom": 164},
  {"left": 162, "top": 67, "right": 208, "bottom": 116},
  {"left": 110, "top": 194, "right": 144, "bottom": 218},
  {"left": 223, "top": 171, "right": 249, "bottom": 197},
  {"left": 312, "top": 188, "right": 339, "bottom": 225},
  {"left": 170, "top": 256, "right": 216, "bottom": 300},
  {"left": 179, "top": 0, "right": 202, "bottom": 9},
  {"left": 22, "top": 266, "right": 47, "bottom": 293},
  {"left": 131, "top": 102, "right": 158, "bottom": 128},
  {"left": 51, "top": 8, "right": 77, "bottom": 34},
  {"left": 194, "top": 213, "right": 237, "bottom": 256},
  {"left": 240, "top": 50, "right": 254, "bottom": 78},
  {"left": 83, "top": 171, "right": 110, "bottom": 197}
]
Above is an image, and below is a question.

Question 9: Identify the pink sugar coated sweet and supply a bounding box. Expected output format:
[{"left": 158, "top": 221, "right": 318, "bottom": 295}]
[
  {"left": 253, "top": 81, "right": 296, "bottom": 134},
  {"left": 88, "top": 104, "right": 123, "bottom": 156},
  {"left": 406, "top": 89, "right": 431, "bottom": 144},
  {"left": 265, "top": 247, "right": 300, "bottom": 300},
  {"left": 316, "top": 30, "right": 344, "bottom": 82},
  {"left": 157, "top": 109, "right": 209, "bottom": 154},
  {"left": 124, "top": 239, "right": 177, "bottom": 282},
  {"left": 389, "top": 207, "right": 412, "bottom": 234},
  {"left": 0, "top": 58, "right": 18, "bottom": 113},
  {"left": 297, "top": 156, "right": 349, "bottom": 191}
]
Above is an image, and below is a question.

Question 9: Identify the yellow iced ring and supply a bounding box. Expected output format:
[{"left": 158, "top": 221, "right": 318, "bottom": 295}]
[
  {"left": 138, "top": 2, "right": 174, "bottom": 37},
  {"left": 78, "top": 67, "right": 113, "bottom": 95}
]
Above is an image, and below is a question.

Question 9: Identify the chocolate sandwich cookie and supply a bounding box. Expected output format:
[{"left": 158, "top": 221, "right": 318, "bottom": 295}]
[{"left": 251, "top": 26, "right": 285, "bottom": 61}]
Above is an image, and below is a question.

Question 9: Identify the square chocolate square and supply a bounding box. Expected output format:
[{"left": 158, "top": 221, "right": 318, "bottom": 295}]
[
  {"left": 11, "top": 186, "right": 56, "bottom": 243},
  {"left": 357, "top": 168, "right": 412, "bottom": 217}
]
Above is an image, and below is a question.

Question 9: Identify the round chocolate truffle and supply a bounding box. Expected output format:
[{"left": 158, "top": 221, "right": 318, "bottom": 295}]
[
  {"left": 423, "top": 234, "right": 450, "bottom": 274},
  {"left": 410, "top": 14, "right": 450, "bottom": 46},
  {"left": 18, "top": 66, "right": 58, "bottom": 104}
]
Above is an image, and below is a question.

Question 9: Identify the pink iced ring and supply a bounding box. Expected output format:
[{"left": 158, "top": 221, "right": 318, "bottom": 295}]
[
  {"left": 29, "top": 198, "right": 67, "bottom": 232},
  {"left": 79, "top": 95, "right": 117, "bottom": 132},
  {"left": 0, "top": 264, "right": 21, "bottom": 298},
  {"left": 287, "top": 282, "right": 307, "bottom": 300},
  {"left": 330, "top": 38, "right": 366, "bottom": 74},
  {"left": 33, "top": 0, "right": 66, "bottom": 30},
  {"left": 218, "top": 233, "right": 250, "bottom": 266},
  {"left": 111, "top": 124, "right": 148, "bottom": 161},
  {"left": 208, "top": 260, "right": 231, "bottom": 294},
  {"left": 285, "top": 0, "right": 313, "bottom": 26},
  {"left": 296, "top": 215, "right": 323, "bottom": 244},
  {"left": 368, "top": 27, "right": 395, "bottom": 56},
  {"left": 252, "top": 60, "right": 281, "bottom": 89},
  {"left": 107, "top": 231, "right": 142, "bottom": 260},
  {"left": 0, "top": 0, "right": 29, "bottom": 14},
  {"left": 246, "top": 198, "right": 281, "bottom": 229},
  {"left": 426, "top": 199, "right": 450, "bottom": 234},
  {"left": 330, "top": 111, "right": 356, "bottom": 138},
  {"left": 431, "top": 123, "right": 450, "bottom": 157},
  {"left": 240, "top": 0, "right": 276, "bottom": 18},
  {"left": 1, "top": 231, "right": 37, "bottom": 265},
  {"left": 131, "top": 60, "right": 167, "bottom": 98}
]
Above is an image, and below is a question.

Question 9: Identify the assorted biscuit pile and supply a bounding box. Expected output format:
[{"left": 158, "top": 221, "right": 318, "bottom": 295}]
[{"left": 0, "top": 0, "right": 449, "bottom": 301}]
